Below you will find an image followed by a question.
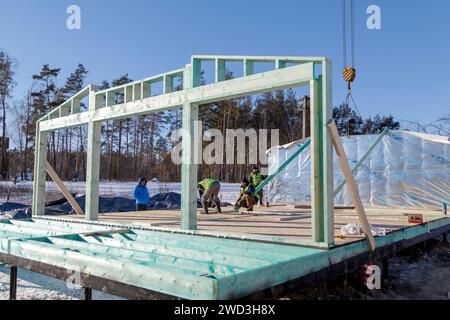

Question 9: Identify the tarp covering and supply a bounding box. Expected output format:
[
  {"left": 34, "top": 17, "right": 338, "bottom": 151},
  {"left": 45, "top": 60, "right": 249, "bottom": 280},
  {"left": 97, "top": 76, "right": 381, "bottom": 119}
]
[{"left": 266, "top": 131, "right": 450, "bottom": 210}]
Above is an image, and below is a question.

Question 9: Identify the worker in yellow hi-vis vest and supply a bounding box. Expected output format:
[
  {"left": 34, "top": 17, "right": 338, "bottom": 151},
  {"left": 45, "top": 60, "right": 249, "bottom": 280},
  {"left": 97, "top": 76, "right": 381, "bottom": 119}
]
[
  {"left": 197, "top": 178, "right": 222, "bottom": 215},
  {"left": 249, "top": 166, "right": 265, "bottom": 206},
  {"left": 234, "top": 178, "right": 259, "bottom": 212}
]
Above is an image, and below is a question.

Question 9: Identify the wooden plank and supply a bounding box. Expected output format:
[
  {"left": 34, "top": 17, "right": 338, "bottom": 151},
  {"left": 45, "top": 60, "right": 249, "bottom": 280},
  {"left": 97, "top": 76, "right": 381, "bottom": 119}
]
[
  {"left": 193, "top": 55, "right": 326, "bottom": 63},
  {"left": 215, "top": 59, "right": 226, "bottom": 82},
  {"left": 31, "top": 127, "right": 48, "bottom": 216},
  {"left": 181, "top": 64, "right": 198, "bottom": 230},
  {"left": 46, "top": 161, "right": 84, "bottom": 216},
  {"left": 39, "top": 62, "right": 315, "bottom": 131},
  {"left": 46, "top": 236, "right": 246, "bottom": 276},
  {"left": 244, "top": 59, "right": 254, "bottom": 76},
  {"left": 85, "top": 121, "right": 102, "bottom": 221},
  {"left": 180, "top": 102, "right": 198, "bottom": 230},
  {"left": 320, "top": 60, "right": 335, "bottom": 246},
  {"left": 327, "top": 120, "right": 376, "bottom": 251}
]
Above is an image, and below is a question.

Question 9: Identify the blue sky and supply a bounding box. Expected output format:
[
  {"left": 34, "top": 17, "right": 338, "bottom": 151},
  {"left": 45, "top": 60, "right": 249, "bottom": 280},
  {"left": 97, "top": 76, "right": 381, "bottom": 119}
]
[{"left": 0, "top": 0, "right": 449, "bottom": 126}]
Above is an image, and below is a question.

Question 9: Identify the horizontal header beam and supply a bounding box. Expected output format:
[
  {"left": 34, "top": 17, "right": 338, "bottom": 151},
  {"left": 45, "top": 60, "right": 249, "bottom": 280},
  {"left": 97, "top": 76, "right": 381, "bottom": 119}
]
[
  {"left": 192, "top": 55, "right": 326, "bottom": 63},
  {"left": 39, "top": 62, "right": 315, "bottom": 131}
]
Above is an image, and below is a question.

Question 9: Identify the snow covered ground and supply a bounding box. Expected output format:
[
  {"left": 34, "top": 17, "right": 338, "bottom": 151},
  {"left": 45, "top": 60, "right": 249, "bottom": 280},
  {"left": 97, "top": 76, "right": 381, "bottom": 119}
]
[
  {"left": 0, "top": 181, "right": 242, "bottom": 205},
  {"left": 0, "top": 264, "right": 122, "bottom": 300}
]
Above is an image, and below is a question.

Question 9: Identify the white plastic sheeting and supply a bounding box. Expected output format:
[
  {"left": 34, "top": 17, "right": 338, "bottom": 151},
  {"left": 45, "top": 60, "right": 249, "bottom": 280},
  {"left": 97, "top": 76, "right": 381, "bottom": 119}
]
[{"left": 266, "top": 131, "right": 450, "bottom": 210}]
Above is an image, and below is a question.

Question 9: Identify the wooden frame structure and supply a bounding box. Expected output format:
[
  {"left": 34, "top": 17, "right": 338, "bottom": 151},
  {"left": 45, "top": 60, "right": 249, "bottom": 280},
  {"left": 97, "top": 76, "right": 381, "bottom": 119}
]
[
  {"left": 8, "top": 54, "right": 447, "bottom": 300},
  {"left": 32, "top": 55, "right": 335, "bottom": 247}
]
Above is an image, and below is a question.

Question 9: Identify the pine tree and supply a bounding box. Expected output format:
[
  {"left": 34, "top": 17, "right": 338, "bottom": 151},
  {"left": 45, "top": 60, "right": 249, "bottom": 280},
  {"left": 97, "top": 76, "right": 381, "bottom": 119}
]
[
  {"left": 333, "top": 104, "right": 365, "bottom": 135},
  {"left": 63, "top": 64, "right": 89, "bottom": 179},
  {"left": 31, "top": 64, "right": 62, "bottom": 168}
]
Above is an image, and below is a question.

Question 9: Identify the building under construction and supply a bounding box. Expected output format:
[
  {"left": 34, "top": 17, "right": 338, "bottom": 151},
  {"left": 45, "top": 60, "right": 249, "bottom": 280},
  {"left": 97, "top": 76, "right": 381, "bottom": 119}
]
[{"left": 0, "top": 55, "right": 448, "bottom": 300}]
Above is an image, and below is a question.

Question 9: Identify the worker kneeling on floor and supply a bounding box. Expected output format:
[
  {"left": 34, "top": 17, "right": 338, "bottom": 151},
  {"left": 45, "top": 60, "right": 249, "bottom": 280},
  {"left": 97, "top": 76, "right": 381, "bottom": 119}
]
[
  {"left": 234, "top": 178, "right": 259, "bottom": 212},
  {"left": 198, "top": 178, "right": 222, "bottom": 215}
]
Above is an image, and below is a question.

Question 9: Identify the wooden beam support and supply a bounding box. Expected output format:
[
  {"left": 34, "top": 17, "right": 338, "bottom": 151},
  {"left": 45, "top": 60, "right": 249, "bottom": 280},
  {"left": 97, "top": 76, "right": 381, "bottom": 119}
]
[
  {"left": 85, "top": 121, "right": 102, "bottom": 221},
  {"left": 180, "top": 64, "right": 198, "bottom": 230},
  {"left": 327, "top": 120, "right": 376, "bottom": 251},
  {"left": 32, "top": 126, "right": 48, "bottom": 216},
  {"left": 244, "top": 59, "right": 254, "bottom": 76},
  {"left": 310, "top": 67, "right": 334, "bottom": 246},
  {"left": 84, "top": 88, "right": 102, "bottom": 221},
  {"left": 84, "top": 287, "right": 92, "bottom": 300},
  {"left": 321, "top": 60, "right": 335, "bottom": 246},
  {"left": 9, "top": 266, "right": 17, "bottom": 300},
  {"left": 39, "top": 62, "right": 315, "bottom": 132},
  {"left": 275, "top": 59, "right": 286, "bottom": 69},
  {"left": 45, "top": 161, "right": 84, "bottom": 215},
  {"left": 215, "top": 59, "right": 226, "bottom": 82},
  {"left": 192, "top": 58, "right": 202, "bottom": 88}
]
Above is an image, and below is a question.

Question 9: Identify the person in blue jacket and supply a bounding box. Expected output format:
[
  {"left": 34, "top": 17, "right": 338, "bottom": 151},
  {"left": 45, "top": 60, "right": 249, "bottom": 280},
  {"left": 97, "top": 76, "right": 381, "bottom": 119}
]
[{"left": 133, "top": 177, "right": 150, "bottom": 211}]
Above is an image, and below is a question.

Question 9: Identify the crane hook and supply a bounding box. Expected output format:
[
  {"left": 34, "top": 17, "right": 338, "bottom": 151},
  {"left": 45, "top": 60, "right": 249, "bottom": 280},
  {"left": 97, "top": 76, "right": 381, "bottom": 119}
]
[{"left": 343, "top": 66, "right": 356, "bottom": 94}]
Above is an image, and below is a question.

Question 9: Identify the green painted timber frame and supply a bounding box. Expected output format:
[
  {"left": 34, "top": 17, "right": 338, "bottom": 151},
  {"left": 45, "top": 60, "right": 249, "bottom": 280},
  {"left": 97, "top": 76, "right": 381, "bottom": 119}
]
[
  {"left": 0, "top": 216, "right": 448, "bottom": 300},
  {"left": 22, "top": 55, "right": 450, "bottom": 300},
  {"left": 32, "top": 55, "right": 335, "bottom": 247}
]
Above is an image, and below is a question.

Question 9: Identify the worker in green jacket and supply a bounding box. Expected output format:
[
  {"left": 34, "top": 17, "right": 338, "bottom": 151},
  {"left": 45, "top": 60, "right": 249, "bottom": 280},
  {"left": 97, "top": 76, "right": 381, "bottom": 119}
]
[
  {"left": 198, "top": 178, "right": 222, "bottom": 214},
  {"left": 249, "top": 166, "right": 265, "bottom": 206},
  {"left": 234, "top": 178, "right": 259, "bottom": 212}
]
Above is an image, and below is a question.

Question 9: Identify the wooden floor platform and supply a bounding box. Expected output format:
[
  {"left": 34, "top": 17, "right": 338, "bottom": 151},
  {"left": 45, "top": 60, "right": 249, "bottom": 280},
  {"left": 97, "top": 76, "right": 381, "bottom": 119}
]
[
  {"left": 64, "top": 206, "right": 448, "bottom": 246},
  {"left": 0, "top": 207, "right": 448, "bottom": 300}
]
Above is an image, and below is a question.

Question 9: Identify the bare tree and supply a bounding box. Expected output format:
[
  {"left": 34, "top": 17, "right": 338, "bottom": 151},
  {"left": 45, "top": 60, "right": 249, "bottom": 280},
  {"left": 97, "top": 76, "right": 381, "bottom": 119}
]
[{"left": 0, "top": 50, "right": 17, "bottom": 179}]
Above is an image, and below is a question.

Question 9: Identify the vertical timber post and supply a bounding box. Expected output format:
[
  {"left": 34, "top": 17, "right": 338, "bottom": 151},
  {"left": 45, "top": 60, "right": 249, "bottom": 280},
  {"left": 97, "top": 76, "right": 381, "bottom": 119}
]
[
  {"left": 85, "top": 88, "right": 101, "bottom": 221},
  {"left": 322, "top": 59, "right": 335, "bottom": 245},
  {"left": 180, "top": 64, "right": 198, "bottom": 230},
  {"left": 32, "top": 122, "right": 48, "bottom": 216},
  {"left": 84, "top": 287, "right": 93, "bottom": 300},
  {"left": 10, "top": 266, "right": 17, "bottom": 300},
  {"left": 310, "top": 59, "right": 334, "bottom": 246},
  {"left": 244, "top": 59, "right": 254, "bottom": 76}
]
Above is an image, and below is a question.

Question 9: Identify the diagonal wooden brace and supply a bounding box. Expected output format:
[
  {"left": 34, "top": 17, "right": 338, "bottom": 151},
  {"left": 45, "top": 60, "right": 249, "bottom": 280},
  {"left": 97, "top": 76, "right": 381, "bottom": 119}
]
[
  {"left": 327, "top": 120, "right": 376, "bottom": 251},
  {"left": 46, "top": 161, "right": 84, "bottom": 216}
]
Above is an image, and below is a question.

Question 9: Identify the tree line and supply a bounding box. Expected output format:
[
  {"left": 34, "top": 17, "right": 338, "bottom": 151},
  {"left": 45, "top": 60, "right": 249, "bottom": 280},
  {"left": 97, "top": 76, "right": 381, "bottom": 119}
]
[{"left": 0, "top": 49, "right": 413, "bottom": 183}]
